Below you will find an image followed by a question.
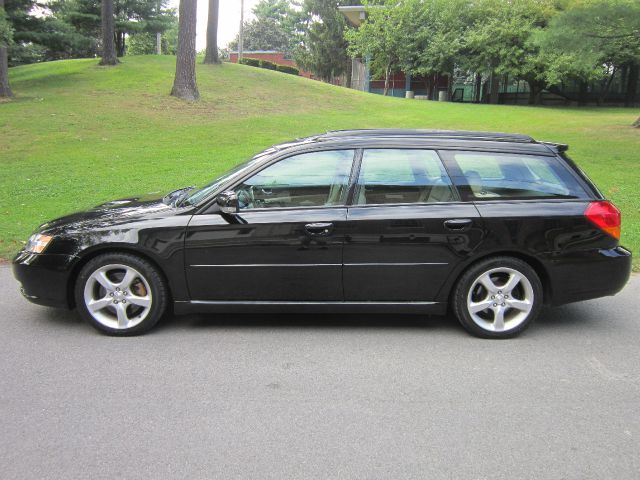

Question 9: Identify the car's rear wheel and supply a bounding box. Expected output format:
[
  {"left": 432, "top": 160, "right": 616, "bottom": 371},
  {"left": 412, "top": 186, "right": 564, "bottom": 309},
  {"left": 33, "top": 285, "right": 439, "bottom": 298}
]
[
  {"left": 452, "top": 256, "right": 542, "bottom": 338},
  {"left": 74, "top": 253, "right": 168, "bottom": 335}
]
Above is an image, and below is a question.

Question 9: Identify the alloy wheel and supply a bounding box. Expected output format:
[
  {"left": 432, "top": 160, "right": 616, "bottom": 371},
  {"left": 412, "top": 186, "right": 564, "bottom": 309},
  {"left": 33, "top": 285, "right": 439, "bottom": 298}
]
[
  {"left": 466, "top": 267, "right": 534, "bottom": 333},
  {"left": 83, "top": 264, "right": 153, "bottom": 330}
]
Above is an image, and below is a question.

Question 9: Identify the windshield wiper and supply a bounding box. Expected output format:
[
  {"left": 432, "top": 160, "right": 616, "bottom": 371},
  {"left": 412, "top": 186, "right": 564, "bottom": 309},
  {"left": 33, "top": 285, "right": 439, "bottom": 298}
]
[{"left": 162, "top": 186, "right": 195, "bottom": 207}]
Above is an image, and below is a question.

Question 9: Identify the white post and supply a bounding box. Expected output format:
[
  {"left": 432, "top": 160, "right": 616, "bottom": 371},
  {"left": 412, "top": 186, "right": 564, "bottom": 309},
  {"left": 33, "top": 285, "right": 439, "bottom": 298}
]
[
  {"left": 238, "top": 0, "right": 244, "bottom": 61},
  {"left": 156, "top": 0, "right": 162, "bottom": 54}
]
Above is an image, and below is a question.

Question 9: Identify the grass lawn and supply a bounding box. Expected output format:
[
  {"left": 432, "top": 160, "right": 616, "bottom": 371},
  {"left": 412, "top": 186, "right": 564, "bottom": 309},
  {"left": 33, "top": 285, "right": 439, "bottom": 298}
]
[{"left": 1, "top": 55, "right": 639, "bottom": 268}]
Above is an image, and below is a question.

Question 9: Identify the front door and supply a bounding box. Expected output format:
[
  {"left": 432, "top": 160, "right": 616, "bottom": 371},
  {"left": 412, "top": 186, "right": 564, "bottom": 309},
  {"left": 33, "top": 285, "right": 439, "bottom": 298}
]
[
  {"left": 343, "top": 148, "right": 484, "bottom": 301},
  {"left": 184, "top": 149, "right": 356, "bottom": 301}
]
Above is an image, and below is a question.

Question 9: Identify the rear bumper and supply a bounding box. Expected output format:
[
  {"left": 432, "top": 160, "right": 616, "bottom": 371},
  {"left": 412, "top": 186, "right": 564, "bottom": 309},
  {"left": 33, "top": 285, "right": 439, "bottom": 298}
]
[
  {"left": 12, "top": 251, "right": 76, "bottom": 309},
  {"left": 546, "top": 246, "right": 632, "bottom": 306}
]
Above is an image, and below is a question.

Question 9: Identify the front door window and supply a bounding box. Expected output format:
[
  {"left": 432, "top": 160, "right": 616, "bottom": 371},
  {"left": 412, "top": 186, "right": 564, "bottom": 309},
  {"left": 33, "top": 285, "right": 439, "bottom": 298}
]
[{"left": 234, "top": 150, "right": 355, "bottom": 209}]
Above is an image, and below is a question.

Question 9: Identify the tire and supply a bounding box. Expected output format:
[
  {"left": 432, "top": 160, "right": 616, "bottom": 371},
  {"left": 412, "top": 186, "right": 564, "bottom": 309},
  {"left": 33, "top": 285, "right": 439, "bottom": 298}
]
[
  {"left": 452, "top": 256, "right": 542, "bottom": 339},
  {"left": 74, "top": 252, "right": 168, "bottom": 336}
]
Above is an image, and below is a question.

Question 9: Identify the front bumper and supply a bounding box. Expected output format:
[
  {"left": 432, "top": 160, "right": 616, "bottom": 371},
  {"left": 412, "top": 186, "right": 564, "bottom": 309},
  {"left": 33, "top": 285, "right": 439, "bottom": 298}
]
[
  {"left": 12, "top": 251, "right": 77, "bottom": 309},
  {"left": 546, "top": 246, "right": 632, "bottom": 306}
]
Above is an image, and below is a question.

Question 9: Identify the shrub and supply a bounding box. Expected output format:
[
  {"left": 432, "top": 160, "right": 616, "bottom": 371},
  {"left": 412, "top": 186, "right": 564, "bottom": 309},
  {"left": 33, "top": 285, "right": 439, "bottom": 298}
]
[
  {"left": 239, "top": 57, "right": 260, "bottom": 67},
  {"left": 259, "top": 59, "right": 277, "bottom": 70},
  {"left": 276, "top": 64, "right": 300, "bottom": 76}
]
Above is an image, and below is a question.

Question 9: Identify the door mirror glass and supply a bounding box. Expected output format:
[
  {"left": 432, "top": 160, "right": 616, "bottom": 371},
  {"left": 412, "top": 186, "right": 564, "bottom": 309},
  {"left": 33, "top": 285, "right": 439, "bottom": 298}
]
[{"left": 217, "top": 191, "right": 239, "bottom": 214}]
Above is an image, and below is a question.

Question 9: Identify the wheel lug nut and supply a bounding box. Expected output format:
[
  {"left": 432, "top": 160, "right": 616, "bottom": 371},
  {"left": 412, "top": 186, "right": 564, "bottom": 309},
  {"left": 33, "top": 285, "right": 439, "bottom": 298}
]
[
  {"left": 491, "top": 295, "right": 495, "bottom": 299},
  {"left": 110, "top": 292, "right": 114, "bottom": 297},
  {"left": 498, "top": 290, "right": 502, "bottom": 294},
  {"left": 124, "top": 291, "right": 128, "bottom": 295},
  {"left": 122, "top": 300, "right": 126, "bottom": 304},
  {"left": 501, "top": 303, "right": 505, "bottom": 306},
  {"left": 493, "top": 303, "right": 497, "bottom": 307},
  {"left": 504, "top": 295, "right": 509, "bottom": 298},
  {"left": 113, "top": 300, "right": 118, "bottom": 304}
]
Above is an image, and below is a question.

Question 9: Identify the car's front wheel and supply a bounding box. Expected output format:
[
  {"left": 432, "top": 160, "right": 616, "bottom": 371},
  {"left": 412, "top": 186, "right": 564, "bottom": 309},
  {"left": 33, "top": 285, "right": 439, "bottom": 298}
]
[
  {"left": 74, "top": 253, "right": 168, "bottom": 335},
  {"left": 452, "top": 256, "right": 542, "bottom": 338}
]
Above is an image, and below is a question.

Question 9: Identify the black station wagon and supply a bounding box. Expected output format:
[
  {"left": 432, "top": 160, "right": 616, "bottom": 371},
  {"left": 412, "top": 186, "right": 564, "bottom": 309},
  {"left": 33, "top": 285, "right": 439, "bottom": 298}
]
[{"left": 13, "top": 130, "right": 631, "bottom": 338}]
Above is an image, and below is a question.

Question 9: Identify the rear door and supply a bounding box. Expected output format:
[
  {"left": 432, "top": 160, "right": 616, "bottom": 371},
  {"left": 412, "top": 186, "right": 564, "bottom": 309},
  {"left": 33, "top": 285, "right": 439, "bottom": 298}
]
[
  {"left": 343, "top": 148, "right": 484, "bottom": 301},
  {"left": 439, "top": 148, "right": 594, "bottom": 256}
]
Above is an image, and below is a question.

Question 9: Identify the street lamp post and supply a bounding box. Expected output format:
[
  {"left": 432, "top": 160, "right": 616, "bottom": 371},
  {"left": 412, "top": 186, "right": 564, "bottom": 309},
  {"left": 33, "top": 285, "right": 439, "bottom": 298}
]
[{"left": 238, "top": 0, "right": 244, "bottom": 61}]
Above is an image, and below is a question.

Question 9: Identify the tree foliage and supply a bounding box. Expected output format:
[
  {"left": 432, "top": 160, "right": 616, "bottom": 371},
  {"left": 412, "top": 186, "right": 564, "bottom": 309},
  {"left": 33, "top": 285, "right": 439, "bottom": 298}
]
[
  {"left": 228, "top": 0, "right": 297, "bottom": 53},
  {"left": 344, "top": 0, "right": 640, "bottom": 108},
  {"left": 4, "top": 0, "right": 176, "bottom": 65},
  {"left": 537, "top": 0, "right": 640, "bottom": 84},
  {"left": 294, "top": 0, "right": 360, "bottom": 81}
]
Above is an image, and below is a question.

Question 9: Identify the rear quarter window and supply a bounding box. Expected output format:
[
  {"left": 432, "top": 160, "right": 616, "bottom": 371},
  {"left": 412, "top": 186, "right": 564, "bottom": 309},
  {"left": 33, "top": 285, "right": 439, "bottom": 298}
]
[{"left": 441, "top": 151, "right": 589, "bottom": 201}]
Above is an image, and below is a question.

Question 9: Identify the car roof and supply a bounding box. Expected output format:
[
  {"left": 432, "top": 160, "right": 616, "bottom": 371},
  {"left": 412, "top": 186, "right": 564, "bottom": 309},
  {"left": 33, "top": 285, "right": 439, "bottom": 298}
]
[{"left": 267, "top": 129, "right": 565, "bottom": 156}]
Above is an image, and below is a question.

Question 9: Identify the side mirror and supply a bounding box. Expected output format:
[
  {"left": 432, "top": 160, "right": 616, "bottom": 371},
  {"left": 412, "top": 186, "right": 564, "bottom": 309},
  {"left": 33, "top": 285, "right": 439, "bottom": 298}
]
[{"left": 217, "top": 191, "right": 239, "bottom": 214}]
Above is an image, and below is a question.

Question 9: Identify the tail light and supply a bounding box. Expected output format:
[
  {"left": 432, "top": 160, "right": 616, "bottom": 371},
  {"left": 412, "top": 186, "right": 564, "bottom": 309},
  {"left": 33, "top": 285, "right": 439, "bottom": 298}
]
[{"left": 584, "top": 201, "right": 621, "bottom": 240}]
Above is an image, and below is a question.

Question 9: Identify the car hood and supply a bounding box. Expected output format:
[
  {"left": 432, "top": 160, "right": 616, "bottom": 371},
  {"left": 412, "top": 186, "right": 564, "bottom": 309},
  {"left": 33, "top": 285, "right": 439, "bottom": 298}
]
[{"left": 38, "top": 193, "right": 188, "bottom": 235}]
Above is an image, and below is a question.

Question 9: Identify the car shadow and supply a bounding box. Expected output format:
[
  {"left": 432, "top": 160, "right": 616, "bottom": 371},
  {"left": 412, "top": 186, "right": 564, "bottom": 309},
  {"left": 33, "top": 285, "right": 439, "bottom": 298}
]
[
  {"left": 162, "top": 301, "right": 607, "bottom": 335},
  {"left": 33, "top": 300, "right": 609, "bottom": 337},
  {"left": 169, "top": 311, "right": 458, "bottom": 332}
]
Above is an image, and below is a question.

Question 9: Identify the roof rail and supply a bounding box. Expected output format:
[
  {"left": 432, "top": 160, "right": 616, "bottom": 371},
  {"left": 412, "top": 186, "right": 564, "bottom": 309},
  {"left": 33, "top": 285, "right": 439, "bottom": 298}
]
[{"left": 320, "top": 129, "right": 535, "bottom": 143}]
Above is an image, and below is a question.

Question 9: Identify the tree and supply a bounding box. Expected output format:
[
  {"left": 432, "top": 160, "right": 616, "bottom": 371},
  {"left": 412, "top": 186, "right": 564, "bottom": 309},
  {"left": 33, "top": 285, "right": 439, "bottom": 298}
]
[
  {"left": 295, "top": 0, "right": 359, "bottom": 82},
  {"left": 170, "top": 0, "right": 198, "bottom": 100},
  {"left": 228, "top": 0, "right": 296, "bottom": 53},
  {"left": 346, "top": 1, "right": 402, "bottom": 95},
  {"left": 463, "top": 0, "right": 556, "bottom": 104},
  {"left": 5, "top": 0, "right": 96, "bottom": 65},
  {"left": 538, "top": 0, "right": 640, "bottom": 107},
  {"left": 203, "top": 0, "right": 219, "bottom": 64},
  {"left": 0, "top": 0, "right": 12, "bottom": 97},
  {"left": 99, "top": 0, "right": 118, "bottom": 65},
  {"left": 128, "top": 13, "right": 177, "bottom": 54},
  {"left": 228, "top": 17, "right": 291, "bottom": 52}
]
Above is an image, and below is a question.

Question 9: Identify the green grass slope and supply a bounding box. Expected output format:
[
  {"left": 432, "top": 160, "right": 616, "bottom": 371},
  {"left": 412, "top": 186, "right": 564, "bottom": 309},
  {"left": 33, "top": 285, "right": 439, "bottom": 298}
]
[{"left": 1, "top": 55, "right": 639, "bottom": 268}]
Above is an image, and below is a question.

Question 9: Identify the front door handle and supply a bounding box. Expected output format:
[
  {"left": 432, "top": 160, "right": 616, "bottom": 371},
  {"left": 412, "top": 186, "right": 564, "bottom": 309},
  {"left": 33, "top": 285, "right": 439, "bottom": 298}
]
[
  {"left": 305, "top": 222, "right": 334, "bottom": 236},
  {"left": 444, "top": 218, "right": 472, "bottom": 231}
]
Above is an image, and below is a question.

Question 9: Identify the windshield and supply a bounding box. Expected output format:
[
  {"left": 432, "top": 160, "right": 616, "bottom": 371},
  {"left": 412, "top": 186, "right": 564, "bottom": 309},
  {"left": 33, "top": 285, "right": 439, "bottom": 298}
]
[{"left": 181, "top": 155, "right": 265, "bottom": 206}]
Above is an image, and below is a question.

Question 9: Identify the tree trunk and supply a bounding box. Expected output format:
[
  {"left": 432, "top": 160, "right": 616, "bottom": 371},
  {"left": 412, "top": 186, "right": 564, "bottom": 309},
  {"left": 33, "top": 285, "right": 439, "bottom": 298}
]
[
  {"left": 489, "top": 72, "right": 499, "bottom": 104},
  {"left": 527, "top": 83, "right": 536, "bottom": 105},
  {"left": 115, "top": 31, "right": 126, "bottom": 57},
  {"left": 578, "top": 81, "right": 588, "bottom": 106},
  {"left": 598, "top": 67, "right": 617, "bottom": 105},
  {"left": 473, "top": 73, "right": 481, "bottom": 103},
  {"left": 625, "top": 63, "right": 638, "bottom": 107},
  {"left": 203, "top": 0, "right": 220, "bottom": 64},
  {"left": 171, "top": 0, "right": 199, "bottom": 101},
  {"left": 100, "top": 0, "right": 118, "bottom": 65},
  {"left": 156, "top": 32, "right": 162, "bottom": 55},
  {"left": 383, "top": 63, "right": 390, "bottom": 96},
  {"left": 0, "top": 0, "right": 12, "bottom": 98},
  {"left": 526, "top": 80, "right": 543, "bottom": 105},
  {"left": 633, "top": 116, "right": 640, "bottom": 128}
]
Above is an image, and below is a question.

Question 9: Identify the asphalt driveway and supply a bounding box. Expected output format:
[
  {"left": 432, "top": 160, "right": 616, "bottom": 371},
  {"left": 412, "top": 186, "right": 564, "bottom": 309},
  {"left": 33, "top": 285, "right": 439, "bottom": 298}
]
[{"left": 1, "top": 265, "right": 639, "bottom": 479}]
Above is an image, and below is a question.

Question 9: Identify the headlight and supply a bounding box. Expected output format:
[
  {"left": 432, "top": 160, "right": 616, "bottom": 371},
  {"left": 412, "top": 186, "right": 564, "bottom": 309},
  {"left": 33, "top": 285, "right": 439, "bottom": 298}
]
[{"left": 25, "top": 233, "right": 54, "bottom": 253}]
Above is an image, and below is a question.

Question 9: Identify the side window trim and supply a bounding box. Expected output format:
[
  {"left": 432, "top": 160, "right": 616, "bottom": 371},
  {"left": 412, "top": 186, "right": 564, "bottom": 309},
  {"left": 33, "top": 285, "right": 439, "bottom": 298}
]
[{"left": 345, "top": 149, "right": 364, "bottom": 206}]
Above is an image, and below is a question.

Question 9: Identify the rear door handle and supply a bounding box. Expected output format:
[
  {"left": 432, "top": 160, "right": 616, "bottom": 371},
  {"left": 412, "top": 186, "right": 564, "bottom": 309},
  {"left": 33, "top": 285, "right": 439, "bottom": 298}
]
[
  {"left": 305, "top": 222, "right": 334, "bottom": 236},
  {"left": 444, "top": 219, "right": 472, "bottom": 231}
]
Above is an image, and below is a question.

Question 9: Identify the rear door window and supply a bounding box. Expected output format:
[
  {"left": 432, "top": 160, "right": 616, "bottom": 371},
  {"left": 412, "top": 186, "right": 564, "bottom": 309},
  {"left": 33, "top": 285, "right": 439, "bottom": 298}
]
[
  {"left": 441, "top": 151, "right": 589, "bottom": 201},
  {"left": 354, "top": 149, "right": 456, "bottom": 205}
]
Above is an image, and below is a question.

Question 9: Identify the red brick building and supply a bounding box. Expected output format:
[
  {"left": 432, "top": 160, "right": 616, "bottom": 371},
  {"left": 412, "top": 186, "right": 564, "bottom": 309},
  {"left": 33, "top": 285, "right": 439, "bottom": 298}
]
[{"left": 228, "top": 51, "right": 313, "bottom": 79}]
